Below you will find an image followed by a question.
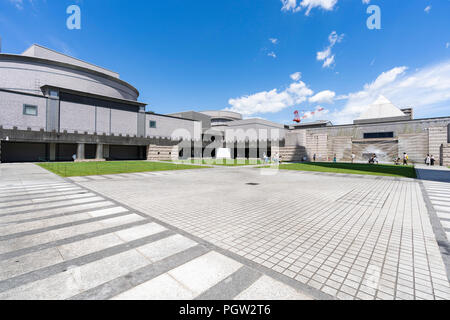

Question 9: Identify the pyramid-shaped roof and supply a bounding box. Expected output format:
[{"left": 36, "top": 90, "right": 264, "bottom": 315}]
[{"left": 358, "top": 95, "right": 405, "bottom": 120}]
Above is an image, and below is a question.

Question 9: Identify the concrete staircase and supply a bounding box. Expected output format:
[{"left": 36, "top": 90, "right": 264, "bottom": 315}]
[
  {"left": 147, "top": 145, "right": 178, "bottom": 161},
  {"left": 278, "top": 146, "right": 307, "bottom": 162}
]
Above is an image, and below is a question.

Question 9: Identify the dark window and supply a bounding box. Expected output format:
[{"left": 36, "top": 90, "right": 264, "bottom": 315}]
[
  {"left": 59, "top": 92, "right": 139, "bottom": 112},
  {"left": 23, "top": 104, "right": 38, "bottom": 116},
  {"left": 363, "top": 132, "right": 394, "bottom": 139},
  {"left": 149, "top": 121, "right": 157, "bottom": 128}
]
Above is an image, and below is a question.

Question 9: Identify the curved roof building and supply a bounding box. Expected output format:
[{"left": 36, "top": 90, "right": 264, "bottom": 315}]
[{"left": 0, "top": 44, "right": 139, "bottom": 101}]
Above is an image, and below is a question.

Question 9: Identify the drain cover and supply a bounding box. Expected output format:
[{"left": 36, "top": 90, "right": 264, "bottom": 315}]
[{"left": 246, "top": 183, "right": 260, "bottom": 186}]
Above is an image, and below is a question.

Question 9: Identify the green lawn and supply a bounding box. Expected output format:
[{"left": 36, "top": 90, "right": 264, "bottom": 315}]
[
  {"left": 259, "top": 162, "right": 417, "bottom": 178},
  {"left": 167, "top": 159, "right": 265, "bottom": 166},
  {"left": 37, "top": 161, "right": 211, "bottom": 177}
]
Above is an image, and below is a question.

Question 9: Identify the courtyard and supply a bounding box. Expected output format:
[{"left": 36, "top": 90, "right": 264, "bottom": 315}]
[{"left": 0, "top": 162, "right": 449, "bottom": 300}]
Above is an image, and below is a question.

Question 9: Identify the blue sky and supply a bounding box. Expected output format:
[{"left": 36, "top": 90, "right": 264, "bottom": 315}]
[{"left": 1, "top": 0, "right": 449, "bottom": 124}]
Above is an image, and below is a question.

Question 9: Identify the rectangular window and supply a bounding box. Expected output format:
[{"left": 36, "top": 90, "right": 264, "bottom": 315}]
[
  {"left": 23, "top": 104, "right": 38, "bottom": 116},
  {"left": 49, "top": 90, "right": 59, "bottom": 98},
  {"left": 149, "top": 121, "right": 157, "bottom": 128},
  {"left": 363, "top": 132, "right": 394, "bottom": 139}
]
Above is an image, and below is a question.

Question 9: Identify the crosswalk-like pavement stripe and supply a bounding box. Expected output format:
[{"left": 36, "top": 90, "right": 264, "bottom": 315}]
[
  {"left": 1, "top": 205, "right": 124, "bottom": 226},
  {"left": 0, "top": 187, "right": 83, "bottom": 199},
  {"left": 422, "top": 181, "right": 450, "bottom": 241},
  {"left": 0, "top": 168, "right": 315, "bottom": 301},
  {"left": 0, "top": 183, "right": 68, "bottom": 191},
  {"left": 0, "top": 198, "right": 108, "bottom": 218},
  {"left": 0, "top": 212, "right": 136, "bottom": 242},
  {"left": 70, "top": 245, "right": 209, "bottom": 300},
  {"left": 0, "top": 230, "right": 174, "bottom": 294},
  {"left": 0, "top": 189, "right": 89, "bottom": 203},
  {"left": 0, "top": 219, "right": 153, "bottom": 262},
  {"left": 195, "top": 266, "right": 262, "bottom": 300},
  {"left": 0, "top": 193, "right": 96, "bottom": 209}
]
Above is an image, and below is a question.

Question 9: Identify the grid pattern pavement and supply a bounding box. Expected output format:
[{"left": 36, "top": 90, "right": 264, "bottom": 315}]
[
  {"left": 421, "top": 180, "right": 450, "bottom": 241},
  {"left": 0, "top": 164, "right": 311, "bottom": 300},
  {"left": 78, "top": 167, "right": 450, "bottom": 300}
]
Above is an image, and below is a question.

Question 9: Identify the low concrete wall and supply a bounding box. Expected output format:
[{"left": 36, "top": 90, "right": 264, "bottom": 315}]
[
  {"left": 442, "top": 144, "right": 450, "bottom": 167},
  {"left": 147, "top": 145, "right": 179, "bottom": 161}
]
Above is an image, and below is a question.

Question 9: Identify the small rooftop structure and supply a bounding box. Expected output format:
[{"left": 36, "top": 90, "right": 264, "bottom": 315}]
[
  {"left": 354, "top": 95, "right": 411, "bottom": 125},
  {"left": 291, "top": 120, "right": 333, "bottom": 130},
  {"left": 21, "top": 44, "right": 120, "bottom": 79}
]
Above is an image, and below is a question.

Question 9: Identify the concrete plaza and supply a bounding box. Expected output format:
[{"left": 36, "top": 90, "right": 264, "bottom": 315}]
[{"left": 0, "top": 163, "right": 449, "bottom": 300}]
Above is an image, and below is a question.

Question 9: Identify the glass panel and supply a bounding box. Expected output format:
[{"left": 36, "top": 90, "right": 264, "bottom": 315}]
[{"left": 23, "top": 105, "right": 38, "bottom": 116}]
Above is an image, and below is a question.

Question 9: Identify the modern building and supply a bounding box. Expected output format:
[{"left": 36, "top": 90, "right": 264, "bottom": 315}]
[
  {"left": 0, "top": 44, "right": 200, "bottom": 163},
  {"left": 1, "top": 45, "right": 449, "bottom": 165},
  {"left": 282, "top": 96, "right": 450, "bottom": 166}
]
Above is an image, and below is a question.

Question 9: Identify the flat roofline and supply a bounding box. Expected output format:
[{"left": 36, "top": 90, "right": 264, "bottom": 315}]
[
  {"left": 146, "top": 112, "right": 200, "bottom": 122},
  {"left": 0, "top": 53, "right": 140, "bottom": 97},
  {"left": 303, "top": 116, "right": 450, "bottom": 129},
  {"left": 41, "top": 85, "right": 147, "bottom": 107}
]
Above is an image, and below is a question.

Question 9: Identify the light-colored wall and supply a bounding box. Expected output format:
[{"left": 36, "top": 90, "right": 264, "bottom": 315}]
[
  {"left": 111, "top": 109, "right": 138, "bottom": 136},
  {"left": 145, "top": 114, "right": 201, "bottom": 141},
  {"left": 96, "top": 106, "right": 111, "bottom": 135},
  {"left": 398, "top": 133, "right": 429, "bottom": 163},
  {"left": 60, "top": 100, "right": 96, "bottom": 134},
  {"left": 429, "top": 126, "right": 448, "bottom": 164},
  {"left": 225, "top": 123, "right": 287, "bottom": 141},
  {"left": 0, "top": 60, "right": 137, "bottom": 101},
  {"left": 0, "top": 90, "right": 47, "bottom": 131}
]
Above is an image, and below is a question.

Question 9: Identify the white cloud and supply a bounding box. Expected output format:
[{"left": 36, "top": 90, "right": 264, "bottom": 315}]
[
  {"left": 446, "top": 42, "right": 450, "bottom": 49},
  {"left": 316, "top": 31, "right": 344, "bottom": 68},
  {"left": 424, "top": 5, "right": 431, "bottom": 13},
  {"left": 362, "top": 0, "right": 370, "bottom": 4},
  {"left": 8, "top": 0, "right": 24, "bottom": 9},
  {"left": 329, "top": 61, "right": 450, "bottom": 124},
  {"left": 226, "top": 75, "right": 314, "bottom": 116},
  {"left": 309, "top": 90, "right": 336, "bottom": 104},
  {"left": 281, "top": 0, "right": 338, "bottom": 15},
  {"left": 269, "top": 38, "right": 278, "bottom": 45},
  {"left": 290, "top": 72, "right": 302, "bottom": 81},
  {"left": 267, "top": 52, "right": 277, "bottom": 59}
]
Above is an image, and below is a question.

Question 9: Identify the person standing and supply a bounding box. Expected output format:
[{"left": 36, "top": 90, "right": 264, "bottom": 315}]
[
  {"left": 351, "top": 153, "right": 355, "bottom": 164},
  {"left": 313, "top": 154, "right": 316, "bottom": 162},
  {"left": 425, "top": 154, "right": 431, "bottom": 166},
  {"left": 403, "top": 153, "right": 409, "bottom": 165},
  {"left": 333, "top": 154, "right": 337, "bottom": 163},
  {"left": 431, "top": 155, "right": 435, "bottom": 166}
]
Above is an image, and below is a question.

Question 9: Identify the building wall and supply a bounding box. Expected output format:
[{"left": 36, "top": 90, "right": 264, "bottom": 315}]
[
  {"left": 145, "top": 114, "right": 201, "bottom": 141},
  {"left": 0, "top": 59, "right": 137, "bottom": 100},
  {"left": 428, "top": 126, "right": 448, "bottom": 165},
  {"left": 305, "top": 133, "right": 328, "bottom": 161},
  {"left": 284, "top": 118, "right": 450, "bottom": 163},
  {"left": 60, "top": 100, "right": 96, "bottom": 134},
  {"left": 0, "top": 90, "right": 47, "bottom": 131},
  {"left": 442, "top": 144, "right": 450, "bottom": 166},
  {"left": 111, "top": 108, "right": 138, "bottom": 136},
  {"left": 225, "top": 123, "right": 287, "bottom": 142},
  {"left": 398, "top": 133, "right": 429, "bottom": 163}
]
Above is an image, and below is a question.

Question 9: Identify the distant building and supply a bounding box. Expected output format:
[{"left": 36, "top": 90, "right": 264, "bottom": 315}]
[{"left": 1, "top": 45, "right": 449, "bottom": 166}]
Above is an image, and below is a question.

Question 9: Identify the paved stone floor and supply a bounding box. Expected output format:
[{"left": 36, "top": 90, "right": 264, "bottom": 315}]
[
  {"left": 72, "top": 165, "right": 450, "bottom": 300},
  {"left": 1, "top": 163, "right": 449, "bottom": 300},
  {"left": 0, "top": 164, "right": 311, "bottom": 300},
  {"left": 417, "top": 166, "right": 450, "bottom": 241}
]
